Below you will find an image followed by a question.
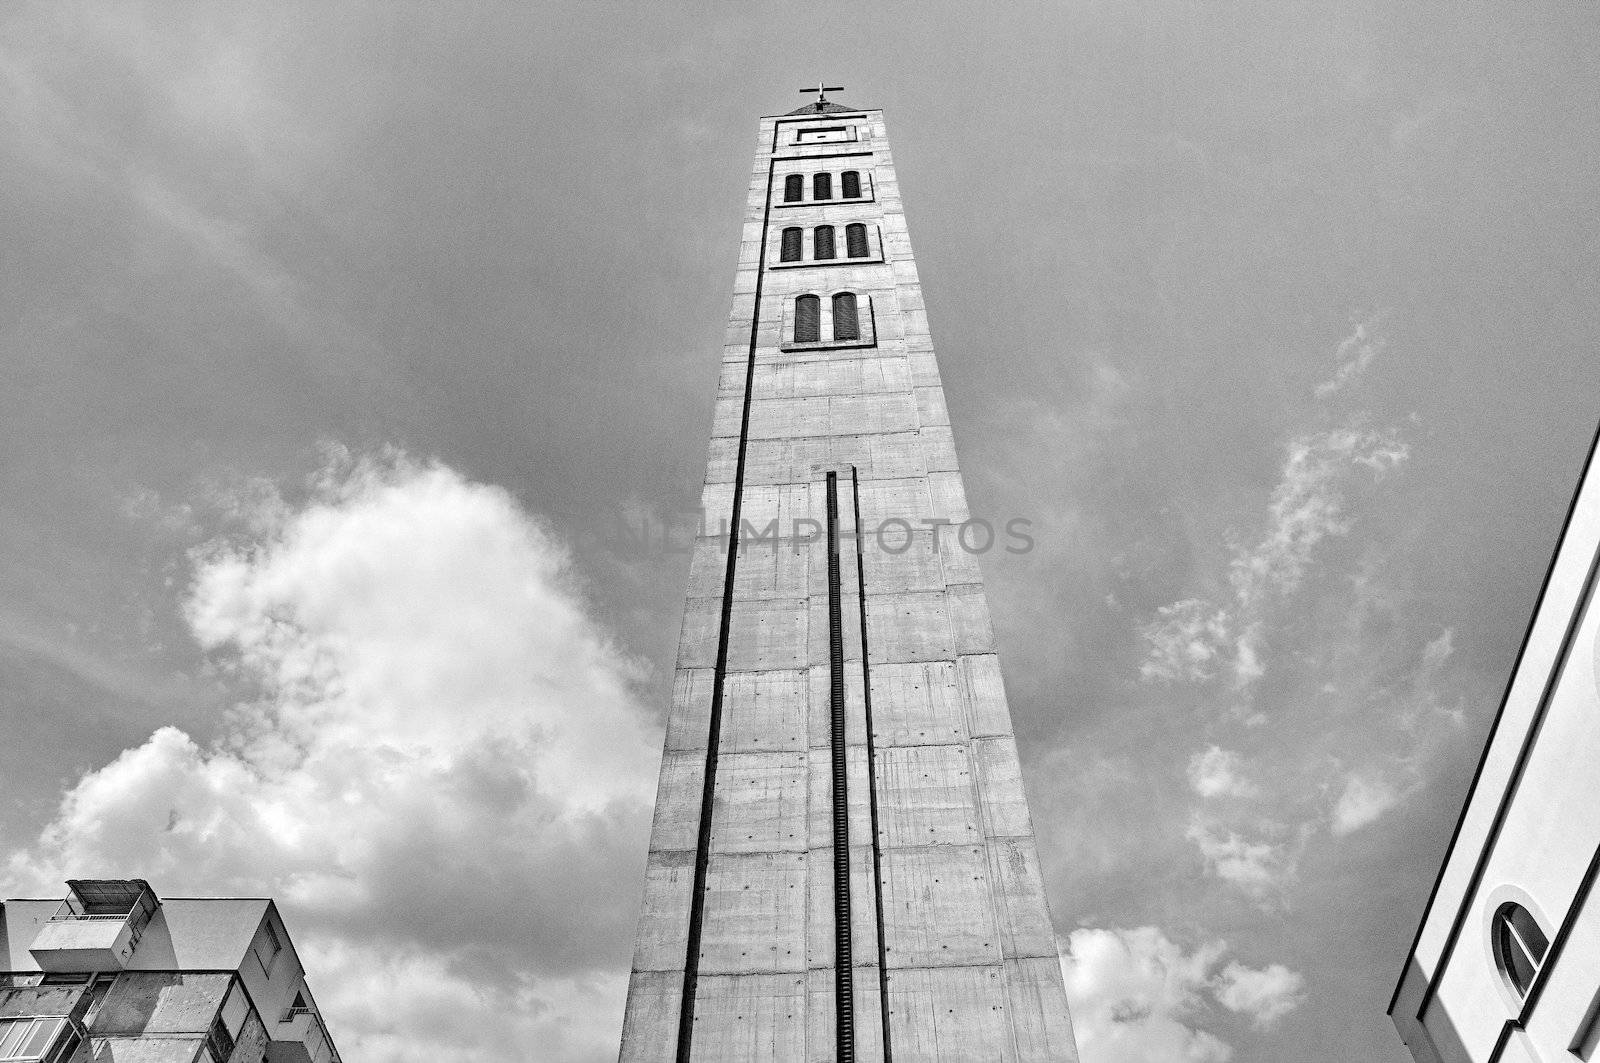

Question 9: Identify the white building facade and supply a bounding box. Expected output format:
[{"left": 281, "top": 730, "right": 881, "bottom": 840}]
[{"left": 1393, "top": 424, "right": 1600, "bottom": 1062}]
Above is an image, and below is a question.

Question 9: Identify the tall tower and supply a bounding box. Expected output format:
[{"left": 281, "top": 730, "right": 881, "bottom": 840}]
[{"left": 620, "top": 92, "right": 1079, "bottom": 1063}]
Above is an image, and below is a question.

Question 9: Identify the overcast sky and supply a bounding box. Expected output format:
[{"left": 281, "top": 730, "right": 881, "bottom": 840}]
[{"left": 2, "top": 2, "right": 1598, "bottom": 1061}]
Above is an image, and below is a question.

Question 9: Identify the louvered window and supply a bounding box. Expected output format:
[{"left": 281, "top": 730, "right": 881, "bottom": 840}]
[
  {"left": 814, "top": 226, "right": 836, "bottom": 260},
  {"left": 795, "top": 295, "right": 821, "bottom": 343},
  {"left": 813, "top": 172, "right": 832, "bottom": 200},
  {"left": 845, "top": 223, "right": 869, "bottom": 258},
  {"left": 784, "top": 174, "right": 804, "bottom": 202},
  {"left": 841, "top": 171, "right": 861, "bottom": 198},
  {"left": 780, "top": 228, "right": 802, "bottom": 262},
  {"left": 832, "top": 293, "right": 859, "bottom": 341}
]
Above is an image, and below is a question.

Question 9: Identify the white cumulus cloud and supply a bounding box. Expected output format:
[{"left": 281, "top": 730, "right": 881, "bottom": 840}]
[
  {"left": 1185, "top": 817, "right": 1298, "bottom": 903},
  {"left": 1061, "top": 926, "right": 1305, "bottom": 1063},
  {"left": 1331, "top": 773, "right": 1401, "bottom": 836},
  {"left": 1187, "top": 746, "right": 1262, "bottom": 800},
  {"left": 5, "top": 451, "right": 660, "bottom": 1063},
  {"left": 1212, "top": 961, "right": 1306, "bottom": 1029}
]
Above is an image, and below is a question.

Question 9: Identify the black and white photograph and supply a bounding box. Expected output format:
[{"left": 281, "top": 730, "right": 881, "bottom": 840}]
[{"left": 1, "top": 3, "right": 1598, "bottom": 1061}]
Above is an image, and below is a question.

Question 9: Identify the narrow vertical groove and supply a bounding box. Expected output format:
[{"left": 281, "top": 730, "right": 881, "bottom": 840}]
[
  {"left": 675, "top": 157, "right": 776, "bottom": 1063},
  {"left": 827, "top": 471, "right": 856, "bottom": 1062},
  {"left": 852, "top": 466, "right": 893, "bottom": 1062}
]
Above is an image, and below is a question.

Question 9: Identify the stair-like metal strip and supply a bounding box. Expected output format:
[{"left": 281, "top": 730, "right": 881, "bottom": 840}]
[{"left": 826, "top": 470, "right": 856, "bottom": 1062}]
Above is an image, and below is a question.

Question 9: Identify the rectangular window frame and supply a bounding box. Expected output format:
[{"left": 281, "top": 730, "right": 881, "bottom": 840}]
[{"left": 780, "top": 294, "right": 877, "bottom": 352}]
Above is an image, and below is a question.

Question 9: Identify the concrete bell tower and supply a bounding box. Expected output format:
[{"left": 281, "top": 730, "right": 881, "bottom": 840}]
[{"left": 619, "top": 91, "right": 1080, "bottom": 1063}]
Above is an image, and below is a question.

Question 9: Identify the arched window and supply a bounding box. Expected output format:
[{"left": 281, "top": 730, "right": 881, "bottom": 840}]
[
  {"left": 813, "top": 172, "right": 833, "bottom": 200},
  {"left": 832, "top": 293, "right": 859, "bottom": 341},
  {"left": 784, "top": 174, "right": 804, "bottom": 203},
  {"left": 845, "top": 223, "right": 869, "bottom": 259},
  {"left": 814, "top": 225, "right": 836, "bottom": 260},
  {"left": 1493, "top": 902, "right": 1549, "bottom": 998},
  {"left": 841, "top": 171, "right": 861, "bottom": 198},
  {"left": 795, "top": 295, "right": 821, "bottom": 343},
  {"left": 780, "top": 227, "right": 802, "bottom": 262}
]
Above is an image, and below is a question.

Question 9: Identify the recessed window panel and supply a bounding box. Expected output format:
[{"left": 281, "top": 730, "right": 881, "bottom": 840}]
[
  {"left": 813, "top": 173, "right": 832, "bottom": 201},
  {"left": 1494, "top": 901, "right": 1549, "bottom": 998},
  {"left": 795, "top": 295, "right": 820, "bottom": 343},
  {"left": 841, "top": 171, "right": 861, "bottom": 198},
  {"left": 783, "top": 174, "right": 803, "bottom": 202},
  {"left": 845, "top": 223, "right": 869, "bottom": 259},
  {"left": 814, "top": 226, "right": 835, "bottom": 260},
  {"left": 832, "top": 293, "right": 859, "bottom": 341}
]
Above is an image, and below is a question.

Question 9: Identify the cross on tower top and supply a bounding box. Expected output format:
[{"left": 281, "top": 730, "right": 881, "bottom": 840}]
[{"left": 800, "top": 82, "right": 845, "bottom": 107}]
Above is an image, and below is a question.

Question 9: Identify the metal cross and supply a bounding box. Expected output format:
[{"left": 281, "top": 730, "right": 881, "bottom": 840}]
[{"left": 799, "top": 82, "right": 844, "bottom": 107}]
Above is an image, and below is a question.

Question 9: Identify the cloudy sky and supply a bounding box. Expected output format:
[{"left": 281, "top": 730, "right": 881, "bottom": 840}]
[{"left": 2, "top": 2, "right": 1597, "bottom": 1060}]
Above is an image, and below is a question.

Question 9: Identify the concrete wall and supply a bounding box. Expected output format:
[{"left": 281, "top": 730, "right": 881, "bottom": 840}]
[
  {"left": 1393, "top": 426, "right": 1600, "bottom": 1061},
  {"left": 621, "top": 108, "right": 1077, "bottom": 1063}
]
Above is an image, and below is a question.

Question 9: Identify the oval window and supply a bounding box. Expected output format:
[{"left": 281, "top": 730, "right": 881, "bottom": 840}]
[{"left": 1493, "top": 901, "right": 1549, "bottom": 998}]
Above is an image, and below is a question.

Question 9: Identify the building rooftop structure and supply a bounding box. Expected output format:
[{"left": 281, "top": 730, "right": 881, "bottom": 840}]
[{"left": 0, "top": 879, "right": 339, "bottom": 1063}]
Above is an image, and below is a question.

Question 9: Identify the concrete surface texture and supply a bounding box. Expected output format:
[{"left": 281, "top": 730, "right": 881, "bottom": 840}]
[{"left": 619, "top": 104, "right": 1079, "bottom": 1063}]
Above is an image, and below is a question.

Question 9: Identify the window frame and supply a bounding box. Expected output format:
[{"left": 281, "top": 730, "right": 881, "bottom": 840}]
[
  {"left": 783, "top": 174, "right": 804, "bottom": 203},
  {"left": 254, "top": 918, "right": 283, "bottom": 976},
  {"left": 793, "top": 294, "right": 822, "bottom": 344},
  {"left": 812, "top": 172, "right": 832, "bottom": 201},
  {"left": 1492, "top": 901, "right": 1549, "bottom": 999},
  {"left": 831, "top": 292, "right": 859, "bottom": 341},
  {"left": 813, "top": 225, "right": 836, "bottom": 261},
  {"left": 844, "top": 223, "right": 869, "bottom": 259}
]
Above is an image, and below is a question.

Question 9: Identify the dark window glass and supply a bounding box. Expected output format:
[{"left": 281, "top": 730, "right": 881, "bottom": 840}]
[
  {"left": 832, "top": 293, "right": 859, "bottom": 341},
  {"left": 1495, "top": 903, "right": 1549, "bottom": 997},
  {"left": 795, "top": 295, "right": 821, "bottom": 343},
  {"left": 814, "top": 226, "right": 835, "bottom": 260},
  {"left": 784, "top": 174, "right": 804, "bottom": 202},
  {"left": 780, "top": 228, "right": 802, "bottom": 262},
  {"left": 841, "top": 171, "right": 861, "bottom": 198},
  {"left": 813, "top": 172, "right": 832, "bottom": 200},
  {"left": 845, "top": 223, "right": 869, "bottom": 258}
]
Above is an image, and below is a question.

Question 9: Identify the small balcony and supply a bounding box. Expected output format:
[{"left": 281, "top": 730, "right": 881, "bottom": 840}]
[
  {"left": 268, "top": 1007, "right": 340, "bottom": 1063},
  {"left": 28, "top": 880, "right": 158, "bottom": 974}
]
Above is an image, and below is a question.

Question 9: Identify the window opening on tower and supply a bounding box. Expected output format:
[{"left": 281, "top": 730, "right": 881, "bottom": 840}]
[
  {"left": 845, "top": 223, "right": 869, "bottom": 259},
  {"left": 795, "top": 295, "right": 821, "bottom": 343},
  {"left": 814, "top": 225, "right": 836, "bottom": 260}
]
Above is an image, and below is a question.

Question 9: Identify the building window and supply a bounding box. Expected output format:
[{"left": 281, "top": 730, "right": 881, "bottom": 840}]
[
  {"left": 814, "top": 226, "right": 836, "bottom": 260},
  {"left": 783, "top": 174, "right": 803, "bottom": 203},
  {"left": 841, "top": 171, "right": 861, "bottom": 198},
  {"left": 1493, "top": 902, "right": 1549, "bottom": 998},
  {"left": 795, "top": 295, "right": 821, "bottom": 343},
  {"left": 0, "top": 1017, "right": 69, "bottom": 1062},
  {"left": 254, "top": 919, "right": 283, "bottom": 976},
  {"left": 845, "top": 223, "right": 869, "bottom": 259},
  {"left": 780, "top": 227, "right": 802, "bottom": 262},
  {"left": 813, "top": 172, "right": 832, "bottom": 201},
  {"left": 832, "top": 293, "right": 859, "bottom": 341}
]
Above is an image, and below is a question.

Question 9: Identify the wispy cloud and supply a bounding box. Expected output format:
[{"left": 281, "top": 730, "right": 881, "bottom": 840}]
[
  {"left": 1185, "top": 817, "right": 1304, "bottom": 904},
  {"left": 1142, "top": 422, "right": 1409, "bottom": 697},
  {"left": 1187, "top": 746, "right": 1262, "bottom": 800},
  {"left": 5, "top": 450, "right": 659, "bottom": 1063},
  {"left": 1061, "top": 926, "right": 1306, "bottom": 1062},
  {"left": 1330, "top": 774, "right": 1401, "bottom": 836},
  {"left": 1315, "top": 315, "right": 1387, "bottom": 399}
]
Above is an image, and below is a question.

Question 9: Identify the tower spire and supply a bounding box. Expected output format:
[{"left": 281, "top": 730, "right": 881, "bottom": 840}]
[{"left": 800, "top": 81, "right": 845, "bottom": 108}]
